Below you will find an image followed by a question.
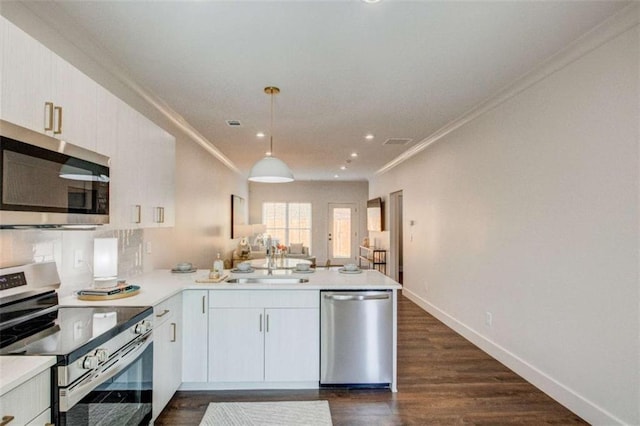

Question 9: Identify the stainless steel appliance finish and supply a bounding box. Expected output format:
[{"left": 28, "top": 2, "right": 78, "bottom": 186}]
[
  {"left": 320, "top": 290, "right": 393, "bottom": 386},
  {"left": 0, "top": 119, "right": 110, "bottom": 228},
  {"left": 0, "top": 263, "right": 153, "bottom": 426}
]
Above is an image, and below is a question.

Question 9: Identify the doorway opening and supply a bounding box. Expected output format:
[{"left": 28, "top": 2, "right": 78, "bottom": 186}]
[{"left": 389, "top": 191, "right": 403, "bottom": 284}]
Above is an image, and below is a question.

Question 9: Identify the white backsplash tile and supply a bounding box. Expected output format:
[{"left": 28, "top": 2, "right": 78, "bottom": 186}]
[{"left": 0, "top": 228, "right": 145, "bottom": 298}]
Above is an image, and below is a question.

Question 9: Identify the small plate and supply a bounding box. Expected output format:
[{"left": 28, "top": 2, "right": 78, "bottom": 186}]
[
  {"left": 231, "top": 268, "right": 255, "bottom": 273},
  {"left": 293, "top": 269, "right": 315, "bottom": 274},
  {"left": 171, "top": 268, "right": 197, "bottom": 273},
  {"left": 338, "top": 268, "right": 362, "bottom": 274}
]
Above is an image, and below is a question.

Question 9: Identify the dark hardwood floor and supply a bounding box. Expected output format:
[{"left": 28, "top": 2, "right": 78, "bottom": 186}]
[{"left": 155, "top": 293, "right": 586, "bottom": 425}]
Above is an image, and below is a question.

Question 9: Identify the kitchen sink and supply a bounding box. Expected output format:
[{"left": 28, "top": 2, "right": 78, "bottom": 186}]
[{"left": 226, "top": 278, "right": 309, "bottom": 284}]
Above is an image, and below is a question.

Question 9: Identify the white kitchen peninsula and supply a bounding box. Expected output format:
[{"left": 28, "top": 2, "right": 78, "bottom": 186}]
[{"left": 59, "top": 268, "right": 401, "bottom": 417}]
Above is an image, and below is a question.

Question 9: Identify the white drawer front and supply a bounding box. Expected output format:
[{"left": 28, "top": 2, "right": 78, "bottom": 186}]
[
  {"left": 154, "top": 293, "right": 181, "bottom": 326},
  {"left": 209, "top": 290, "right": 319, "bottom": 308},
  {"left": 26, "top": 408, "right": 51, "bottom": 425},
  {"left": 0, "top": 369, "right": 50, "bottom": 425}
]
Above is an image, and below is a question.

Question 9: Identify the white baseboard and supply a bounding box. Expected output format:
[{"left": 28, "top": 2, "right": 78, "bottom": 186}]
[
  {"left": 401, "top": 288, "right": 625, "bottom": 425},
  {"left": 180, "top": 381, "right": 319, "bottom": 391}
]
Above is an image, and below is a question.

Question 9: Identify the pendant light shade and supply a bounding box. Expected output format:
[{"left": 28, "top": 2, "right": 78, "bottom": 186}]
[
  {"left": 248, "top": 86, "right": 294, "bottom": 183},
  {"left": 248, "top": 156, "right": 294, "bottom": 183}
]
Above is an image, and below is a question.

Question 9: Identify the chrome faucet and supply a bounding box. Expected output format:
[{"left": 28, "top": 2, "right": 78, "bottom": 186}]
[{"left": 266, "top": 236, "right": 274, "bottom": 275}]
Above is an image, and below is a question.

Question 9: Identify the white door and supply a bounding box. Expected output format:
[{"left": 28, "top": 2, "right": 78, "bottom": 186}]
[{"left": 327, "top": 203, "right": 358, "bottom": 266}]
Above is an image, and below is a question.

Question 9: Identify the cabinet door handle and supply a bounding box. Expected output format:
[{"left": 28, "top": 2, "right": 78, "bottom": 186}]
[
  {"left": 54, "top": 106, "right": 63, "bottom": 134},
  {"left": 259, "top": 313, "right": 263, "bottom": 332},
  {"left": 44, "top": 102, "right": 54, "bottom": 131},
  {"left": 266, "top": 314, "right": 270, "bottom": 333},
  {"left": 202, "top": 295, "right": 206, "bottom": 314},
  {"left": 171, "top": 322, "right": 177, "bottom": 342},
  {"left": 156, "top": 309, "right": 170, "bottom": 318},
  {"left": 134, "top": 205, "right": 142, "bottom": 224},
  {"left": 0, "top": 415, "right": 15, "bottom": 425},
  {"left": 155, "top": 206, "right": 165, "bottom": 223}
]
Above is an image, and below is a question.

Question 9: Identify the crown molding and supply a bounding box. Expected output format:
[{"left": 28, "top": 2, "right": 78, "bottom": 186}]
[
  {"left": 1, "top": 1, "right": 241, "bottom": 175},
  {"left": 376, "top": 3, "right": 640, "bottom": 177}
]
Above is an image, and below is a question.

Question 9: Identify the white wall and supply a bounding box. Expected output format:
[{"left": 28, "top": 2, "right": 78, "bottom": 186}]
[
  {"left": 371, "top": 22, "right": 639, "bottom": 425},
  {"left": 249, "top": 181, "right": 368, "bottom": 263}
]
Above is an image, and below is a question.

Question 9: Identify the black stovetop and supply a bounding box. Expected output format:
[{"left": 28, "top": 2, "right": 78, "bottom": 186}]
[{"left": 0, "top": 305, "right": 152, "bottom": 363}]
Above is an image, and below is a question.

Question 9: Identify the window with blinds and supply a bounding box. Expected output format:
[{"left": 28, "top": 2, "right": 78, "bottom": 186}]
[{"left": 262, "top": 202, "right": 312, "bottom": 249}]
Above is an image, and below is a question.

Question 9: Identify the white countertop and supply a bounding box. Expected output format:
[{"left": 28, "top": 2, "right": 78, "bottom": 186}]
[
  {"left": 0, "top": 356, "right": 56, "bottom": 395},
  {"left": 4, "top": 269, "right": 399, "bottom": 397},
  {"left": 59, "top": 268, "right": 401, "bottom": 307}
]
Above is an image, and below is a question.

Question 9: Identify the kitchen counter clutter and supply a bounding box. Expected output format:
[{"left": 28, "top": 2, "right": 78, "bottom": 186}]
[{"left": 58, "top": 268, "right": 402, "bottom": 307}]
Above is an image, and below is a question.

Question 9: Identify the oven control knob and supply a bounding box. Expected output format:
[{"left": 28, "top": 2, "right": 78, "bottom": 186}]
[
  {"left": 134, "top": 320, "right": 152, "bottom": 334},
  {"left": 82, "top": 355, "right": 99, "bottom": 370},
  {"left": 95, "top": 348, "right": 109, "bottom": 362}
]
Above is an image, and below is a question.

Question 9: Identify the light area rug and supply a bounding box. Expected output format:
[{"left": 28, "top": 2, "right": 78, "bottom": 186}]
[{"left": 199, "top": 400, "right": 332, "bottom": 426}]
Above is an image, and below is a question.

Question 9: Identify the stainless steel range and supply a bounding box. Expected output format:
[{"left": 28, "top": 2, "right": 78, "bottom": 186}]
[{"left": 0, "top": 263, "right": 153, "bottom": 426}]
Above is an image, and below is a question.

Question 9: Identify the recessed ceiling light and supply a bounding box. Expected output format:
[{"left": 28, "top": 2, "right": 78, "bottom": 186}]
[
  {"left": 334, "top": 174, "right": 339, "bottom": 179},
  {"left": 256, "top": 132, "right": 265, "bottom": 138},
  {"left": 340, "top": 166, "right": 347, "bottom": 170},
  {"left": 365, "top": 134, "right": 374, "bottom": 140},
  {"left": 265, "top": 151, "right": 272, "bottom": 156},
  {"left": 350, "top": 152, "right": 358, "bottom": 158},
  {"left": 361, "top": 0, "right": 381, "bottom": 3}
]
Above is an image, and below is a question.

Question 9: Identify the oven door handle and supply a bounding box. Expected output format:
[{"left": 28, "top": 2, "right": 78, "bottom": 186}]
[{"left": 59, "top": 333, "right": 152, "bottom": 412}]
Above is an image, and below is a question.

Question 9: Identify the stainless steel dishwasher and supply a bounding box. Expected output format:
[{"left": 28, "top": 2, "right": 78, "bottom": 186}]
[{"left": 320, "top": 290, "right": 392, "bottom": 386}]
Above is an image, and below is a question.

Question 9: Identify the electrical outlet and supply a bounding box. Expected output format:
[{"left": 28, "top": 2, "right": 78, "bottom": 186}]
[
  {"left": 73, "top": 250, "right": 84, "bottom": 269},
  {"left": 485, "top": 311, "right": 493, "bottom": 327}
]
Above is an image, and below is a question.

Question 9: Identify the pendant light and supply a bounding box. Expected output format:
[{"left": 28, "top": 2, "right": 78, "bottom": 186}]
[{"left": 248, "top": 86, "right": 294, "bottom": 183}]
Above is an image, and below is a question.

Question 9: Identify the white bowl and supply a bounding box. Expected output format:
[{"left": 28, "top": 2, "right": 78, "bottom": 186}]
[
  {"left": 175, "top": 262, "right": 193, "bottom": 271},
  {"left": 344, "top": 263, "right": 358, "bottom": 271},
  {"left": 237, "top": 262, "right": 251, "bottom": 271},
  {"left": 296, "top": 263, "right": 310, "bottom": 271}
]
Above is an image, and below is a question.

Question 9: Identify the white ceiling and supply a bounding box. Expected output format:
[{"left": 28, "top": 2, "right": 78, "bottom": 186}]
[{"left": 20, "top": 1, "right": 630, "bottom": 181}]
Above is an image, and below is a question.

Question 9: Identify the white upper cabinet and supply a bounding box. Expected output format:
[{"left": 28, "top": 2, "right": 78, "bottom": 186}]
[
  {"left": 1, "top": 15, "right": 175, "bottom": 229},
  {"left": 1, "top": 18, "right": 53, "bottom": 133},
  {"left": 138, "top": 114, "right": 175, "bottom": 228},
  {"left": 52, "top": 55, "right": 98, "bottom": 150},
  {"left": 1, "top": 17, "right": 97, "bottom": 149}
]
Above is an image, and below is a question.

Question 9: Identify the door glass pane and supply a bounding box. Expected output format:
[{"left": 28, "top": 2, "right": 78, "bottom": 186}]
[{"left": 332, "top": 208, "right": 351, "bottom": 258}]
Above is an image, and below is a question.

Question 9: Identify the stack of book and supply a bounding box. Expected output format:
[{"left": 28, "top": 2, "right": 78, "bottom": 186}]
[{"left": 76, "top": 282, "right": 135, "bottom": 297}]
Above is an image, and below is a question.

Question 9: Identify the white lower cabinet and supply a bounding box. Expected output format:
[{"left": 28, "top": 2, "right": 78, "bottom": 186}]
[
  {"left": 264, "top": 308, "right": 319, "bottom": 382},
  {"left": 182, "top": 290, "right": 209, "bottom": 382},
  {"left": 152, "top": 293, "right": 182, "bottom": 421},
  {"left": 0, "top": 368, "right": 51, "bottom": 425},
  {"left": 208, "top": 290, "right": 319, "bottom": 385},
  {"left": 209, "top": 308, "right": 264, "bottom": 382}
]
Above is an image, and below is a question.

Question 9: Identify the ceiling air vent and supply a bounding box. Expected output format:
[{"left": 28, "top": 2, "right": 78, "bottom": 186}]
[
  {"left": 225, "top": 120, "right": 242, "bottom": 127},
  {"left": 383, "top": 138, "right": 413, "bottom": 146}
]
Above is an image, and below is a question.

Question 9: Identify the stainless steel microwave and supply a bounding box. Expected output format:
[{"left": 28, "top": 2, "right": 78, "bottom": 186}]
[{"left": 0, "top": 120, "right": 110, "bottom": 228}]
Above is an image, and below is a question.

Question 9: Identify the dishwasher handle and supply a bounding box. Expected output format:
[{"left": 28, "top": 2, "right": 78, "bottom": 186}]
[{"left": 323, "top": 293, "right": 390, "bottom": 301}]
